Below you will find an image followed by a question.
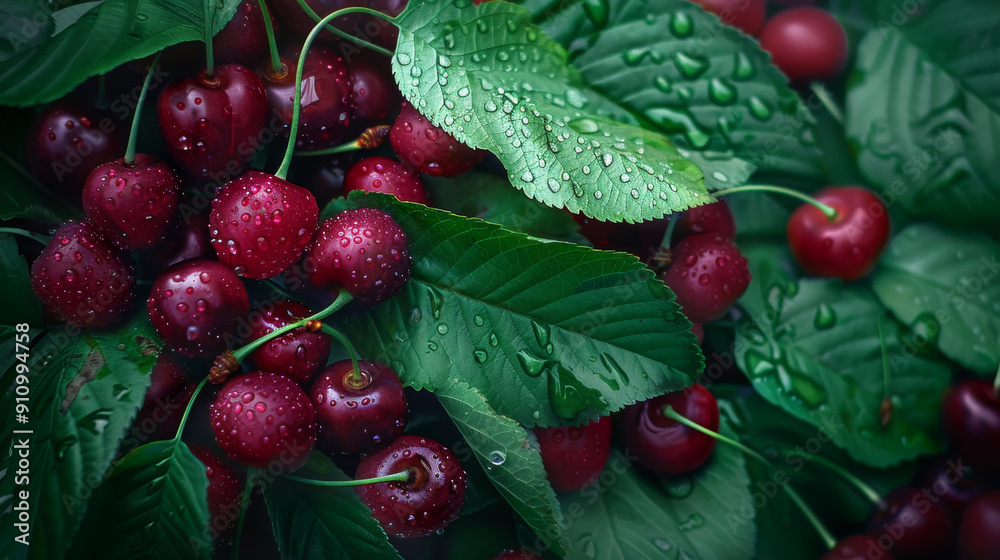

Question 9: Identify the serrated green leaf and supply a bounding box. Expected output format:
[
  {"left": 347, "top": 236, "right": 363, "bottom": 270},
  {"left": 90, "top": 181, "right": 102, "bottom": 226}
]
[
  {"left": 436, "top": 380, "right": 568, "bottom": 555},
  {"left": 0, "top": 234, "right": 42, "bottom": 325},
  {"left": 846, "top": 0, "right": 1000, "bottom": 229},
  {"left": 560, "top": 420, "right": 754, "bottom": 560},
  {"left": 262, "top": 453, "right": 403, "bottom": 560},
  {"left": 0, "top": 314, "right": 159, "bottom": 560},
  {"left": 0, "top": 0, "right": 242, "bottom": 106},
  {"left": 392, "top": 0, "right": 711, "bottom": 222},
  {"left": 870, "top": 223, "right": 1000, "bottom": 374},
  {"left": 67, "top": 439, "right": 213, "bottom": 559},
  {"left": 336, "top": 192, "right": 703, "bottom": 428}
]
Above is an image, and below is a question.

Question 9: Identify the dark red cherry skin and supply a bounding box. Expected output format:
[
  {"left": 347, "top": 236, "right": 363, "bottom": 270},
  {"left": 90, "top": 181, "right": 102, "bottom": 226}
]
[
  {"left": 209, "top": 171, "right": 319, "bottom": 279},
  {"left": 30, "top": 221, "right": 135, "bottom": 328},
  {"left": 622, "top": 384, "right": 719, "bottom": 474},
  {"left": 270, "top": 0, "right": 405, "bottom": 49},
  {"left": 258, "top": 48, "right": 354, "bottom": 151},
  {"left": 490, "top": 550, "right": 540, "bottom": 560},
  {"left": 189, "top": 444, "right": 244, "bottom": 537},
  {"left": 787, "top": 187, "right": 891, "bottom": 282},
  {"left": 943, "top": 380, "right": 1000, "bottom": 469},
  {"left": 309, "top": 360, "right": 407, "bottom": 454},
  {"left": 348, "top": 52, "right": 400, "bottom": 130},
  {"left": 157, "top": 64, "right": 269, "bottom": 180},
  {"left": 131, "top": 351, "right": 194, "bottom": 443},
  {"left": 146, "top": 213, "right": 214, "bottom": 272},
  {"left": 534, "top": 416, "right": 612, "bottom": 492},
  {"left": 690, "top": 0, "right": 768, "bottom": 35},
  {"left": 147, "top": 258, "right": 250, "bottom": 358},
  {"left": 674, "top": 200, "right": 737, "bottom": 242},
  {"left": 919, "top": 456, "right": 986, "bottom": 517},
  {"left": 355, "top": 435, "right": 466, "bottom": 538},
  {"left": 959, "top": 491, "right": 1000, "bottom": 560},
  {"left": 210, "top": 372, "right": 317, "bottom": 470},
  {"left": 389, "top": 101, "right": 487, "bottom": 177},
  {"left": 344, "top": 157, "right": 428, "bottom": 204},
  {"left": 26, "top": 103, "right": 125, "bottom": 193},
  {"left": 759, "top": 7, "right": 848, "bottom": 83},
  {"left": 659, "top": 234, "right": 750, "bottom": 323},
  {"left": 247, "top": 301, "right": 332, "bottom": 385},
  {"left": 820, "top": 534, "right": 895, "bottom": 560},
  {"left": 302, "top": 208, "right": 411, "bottom": 306},
  {"left": 82, "top": 154, "right": 182, "bottom": 251},
  {"left": 866, "top": 486, "right": 955, "bottom": 559},
  {"left": 213, "top": 0, "right": 277, "bottom": 67}
]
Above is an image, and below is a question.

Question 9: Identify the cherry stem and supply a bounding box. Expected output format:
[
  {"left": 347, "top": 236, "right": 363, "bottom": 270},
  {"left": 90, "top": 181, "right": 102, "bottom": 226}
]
[
  {"left": 293, "top": 0, "right": 396, "bottom": 57},
  {"left": 231, "top": 468, "right": 258, "bottom": 560},
  {"left": 275, "top": 7, "right": 397, "bottom": 179},
  {"left": 230, "top": 289, "right": 354, "bottom": 363},
  {"left": 809, "top": 82, "right": 844, "bottom": 125},
  {"left": 0, "top": 227, "right": 51, "bottom": 246},
  {"left": 877, "top": 318, "right": 891, "bottom": 403},
  {"left": 203, "top": 0, "right": 215, "bottom": 76},
  {"left": 711, "top": 185, "right": 839, "bottom": 221},
  {"left": 660, "top": 212, "right": 679, "bottom": 249},
  {"left": 319, "top": 324, "right": 364, "bottom": 383},
  {"left": 662, "top": 405, "right": 837, "bottom": 549},
  {"left": 252, "top": 0, "right": 282, "bottom": 75},
  {"left": 284, "top": 469, "right": 412, "bottom": 487},
  {"left": 785, "top": 448, "right": 886, "bottom": 510},
  {"left": 124, "top": 52, "right": 161, "bottom": 165},
  {"left": 992, "top": 362, "right": 1000, "bottom": 396},
  {"left": 297, "top": 125, "right": 392, "bottom": 156},
  {"left": 172, "top": 375, "right": 211, "bottom": 441}
]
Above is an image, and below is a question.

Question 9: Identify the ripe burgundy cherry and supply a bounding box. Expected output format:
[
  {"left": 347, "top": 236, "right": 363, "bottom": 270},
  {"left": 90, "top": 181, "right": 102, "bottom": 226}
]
[
  {"left": 146, "top": 213, "right": 214, "bottom": 272},
  {"left": 189, "top": 444, "right": 244, "bottom": 536},
  {"left": 786, "top": 186, "right": 890, "bottom": 281},
  {"left": 213, "top": 0, "right": 276, "bottom": 67},
  {"left": 942, "top": 380, "right": 1000, "bottom": 469},
  {"left": 147, "top": 258, "right": 250, "bottom": 358},
  {"left": 866, "top": 486, "right": 955, "bottom": 559},
  {"left": 209, "top": 171, "right": 318, "bottom": 279},
  {"left": 247, "top": 301, "right": 332, "bottom": 384},
  {"left": 157, "top": 64, "right": 268, "bottom": 180},
  {"left": 130, "top": 351, "right": 194, "bottom": 445},
  {"left": 759, "top": 7, "right": 848, "bottom": 82},
  {"left": 344, "top": 157, "right": 428, "bottom": 204},
  {"left": 30, "top": 221, "right": 135, "bottom": 328},
  {"left": 269, "top": 0, "right": 405, "bottom": 49},
  {"left": 355, "top": 435, "right": 466, "bottom": 538},
  {"left": 659, "top": 234, "right": 751, "bottom": 323},
  {"left": 26, "top": 102, "right": 125, "bottom": 192},
  {"left": 691, "top": 0, "right": 768, "bottom": 35},
  {"left": 258, "top": 47, "right": 354, "bottom": 151},
  {"left": 673, "top": 199, "right": 737, "bottom": 242},
  {"left": 82, "top": 154, "right": 182, "bottom": 251},
  {"left": 210, "top": 372, "right": 317, "bottom": 470},
  {"left": 309, "top": 360, "right": 407, "bottom": 454},
  {"left": 302, "top": 208, "right": 411, "bottom": 306},
  {"left": 622, "top": 384, "right": 719, "bottom": 474},
  {"left": 389, "top": 101, "right": 487, "bottom": 177},
  {"left": 348, "top": 52, "right": 400, "bottom": 130},
  {"left": 918, "top": 456, "right": 986, "bottom": 517},
  {"left": 534, "top": 416, "right": 612, "bottom": 492},
  {"left": 819, "top": 534, "right": 894, "bottom": 560},
  {"left": 958, "top": 491, "right": 1000, "bottom": 560}
]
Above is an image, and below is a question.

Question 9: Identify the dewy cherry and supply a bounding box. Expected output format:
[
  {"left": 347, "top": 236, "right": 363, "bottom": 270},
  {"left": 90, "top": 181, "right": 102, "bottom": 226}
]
[
  {"left": 344, "top": 156, "right": 428, "bottom": 204},
  {"left": 188, "top": 444, "right": 244, "bottom": 537},
  {"left": 26, "top": 102, "right": 125, "bottom": 193},
  {"left": 390, "top": 101, "right": 487, "bottom": 177},
  {"left": 819, "top": 534, "right": 895, "bottom": 560},
  {"left": 621, "top": 383, "right": 720, "bottom": 474},
  {"left": 673, "top": 199, "right": 738, "bottom": 242},
  {"left": 247, "top": 301, "right": 332, "bottom": 385},
  {"left": 659, "top": 233, "right": 751, "bottom": 323},
  {"left": 534, "top": 416, "right": 612, "bottom": 492}
]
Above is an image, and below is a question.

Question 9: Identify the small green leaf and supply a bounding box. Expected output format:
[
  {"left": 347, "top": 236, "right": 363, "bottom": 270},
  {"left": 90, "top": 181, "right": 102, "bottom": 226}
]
[
  {"left": 67, "top": 439, "right": 213, "bottom": 559},
  {"left": 336, "top": 192, "right": 703, "bottom": 428},
  {"left": 871, "top": 223, "right": 1000, "bottom": 374},
  {"left": 262, "top": 453, "right": 403, "bottom": 560},
  {"left": 392, "top": 0, "right": 711, "bottom": 222},
  {"left": 436, "top": 380, "right": 568, "bottom": 555},
  {"left": 560, "top": 419, "right": 754, "bottom": 560},
  {"left": 0, "top": 234, "right": 42, "bottom": 325}
]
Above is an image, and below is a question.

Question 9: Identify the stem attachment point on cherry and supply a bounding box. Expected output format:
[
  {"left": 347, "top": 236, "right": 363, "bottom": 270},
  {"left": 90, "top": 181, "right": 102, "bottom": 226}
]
[
  {"left": 712, "top": 185, "right": 839, "bottom": 221},
  {"left": 320, "top": 324, "right": 364, "bottom": 384},
  {"left": 257, "top": 0, "right": 283, "bottom": 75}
]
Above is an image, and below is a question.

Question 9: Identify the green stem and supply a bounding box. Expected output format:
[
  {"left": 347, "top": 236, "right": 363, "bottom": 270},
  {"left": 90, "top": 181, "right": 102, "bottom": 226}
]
[
  {"left": 793, "top": 450, "right": 886, "bottom": 510},
  {"left": 293, "top": 0, "right": 396, "bottom": 57},
  {"left": 257, "top": 0, "right": 283, "bottom": 75},
  {"left": 783, "top": 485, "right": 838, "bottom": 550},
  {"left": 203, "top": 0, "right": 215, "bottom": 76},
  {"left": 660, "top": 212, "right": 680, "bottom": 249},
  {"left": 231, "top": 289, "right": 353, "bottom": 362},
  {"left": 877, "top": 318, "right": 890, "bottom": 403},
  {"left": 173, "top": 375, "right": 210, "bottom": 441},
  {"left": 231, "top": 468, "right": 258, "bottom": 560},
  {"left": 809, "top": 82, "right": 844, "bottom": 125},
  {"left": 992, "top": 362, "right": 1000, "bottom": 396},
  {"left": 124, "top": 52, "right": 161, "bottom": 165},
  {"left": 320, "top": 324, "right": 363, "bottom": 382},
  {"left": 0, "top": 227, "right": 51, "bottom": 246},
  {"left": 284, "top": 470, "right": 412, "bottom": 487},
  {"left": 712, "top": 185, "right": 839, "bottom": 221}
]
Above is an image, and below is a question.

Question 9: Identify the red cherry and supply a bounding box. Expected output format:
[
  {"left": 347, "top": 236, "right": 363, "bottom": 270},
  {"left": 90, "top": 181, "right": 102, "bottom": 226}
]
[
  {"left": 26, "top": 103, "right": 125, "bottom": 193},
  {"left": 189, "top": 444, "right": 244, "bottom": 537},
  {"left": 659, "top": 234, "right": 751, "bottom": 323},
  {"left": 389, "top": 101, "right": 486, "bottom": 177},
  {"left": 786, "top": 186, "right": 890, "bottom": 281},
  {"left": 673, "top": 200, "right": 737, "bottom": 242},
  {"left": 213, "top": 0, "right": 277, "bottom": 67},
  {"left": 347, "top": 52, "right": 401, "bottom": 130},
  {"left": 866, "top": 486, "right": 955, "bottom": 559},
  {"left": 943, "top": 380, "right": 1000, "bottom": 469},
  {"left": 820, "top": 534, "right": 895, "bottom": 560},
  {"left": 690, "top": 0, "right": 768, "bottom": 35},
  {"left": 534, "top": 417, "right": 612, "bottom": 492},
  {"left": 269, "top": 0, "right": 406, "bottom": 49},
  {"left": 621, "top": 384, "right": 720, "bottom": 474},
  {"left": 959, "top": 491, "right": 1000, "bottom": 560},
  {"left": 343, "top": 156, "right": 428, "bottom": 204},
  {"left": 759, "top": 7, "right": 848, "bottom": 83},
  {"left": 247, "top": 301, "right": 332, "bottom": 385},
  {"left": 490, "top": 550, "right": 540, "bottom": 560}
]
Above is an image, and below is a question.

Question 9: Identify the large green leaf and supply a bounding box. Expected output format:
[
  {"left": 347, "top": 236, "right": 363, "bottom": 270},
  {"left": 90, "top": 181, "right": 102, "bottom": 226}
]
[
  {"left": 67, "top": 439, "right": 212, "bottom": 559},
  {"left": 436, "top": 380, "right": 567, "bottom": 555},
  {"left": 845, "top": 0, "right": 1000, "bottom": 229},
  {"left": 0, "top": 0, "right": 242, "bottom": 106},
  {"left": 0, "top": 234, "right": 41, "bottom": 326},
  {"left": 559, "top": 420, "right": 754, "bottom": 560},
  {"left": 336, "top": 192, "right": 703, "bottom": 428},
  {"left": 871, "top": 223, "right": 1000, "bottom": 374},
  {"left": 391, "top": 0, "right": 712, "bottom": 222},
  {"left": 0, "top": 314, "right": 158, "bottom": 560},
  {"left": 262, "top": 453, "right": 403, "bottom": 560}
]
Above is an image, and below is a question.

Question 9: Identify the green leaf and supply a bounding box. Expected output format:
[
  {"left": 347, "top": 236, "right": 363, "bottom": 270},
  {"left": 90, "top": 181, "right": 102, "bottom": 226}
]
[
  {"left": 525, "top": 0, "right": 827, "bottom": 184},
  {"left": 0, "top": 151, "right": 79, "bottom": 224},
  {"left": 391, "top": 0, "right": 711, "bottom": 222},
  {"left": 0, "top": 314, "right": 158, "bottom": 560},
  {"left": 845, "top": 0, "right": 1000, "bottom": 229},
  {"left": 735, "top": 274, "right": 951, "bottom": 467},
  {"left": 0, "top": 0, "right": 242, "bottom": 106},
  {"left": 424, "top": 173, "right": 589, "bottom": 245},
  {"left": 336, "top": 192, "right": 703, "bottom": 427},
  {"left": 560, "top": 419, "right": 754, "bottom": 560},
  {"left": 681, "top": 150, "right": 756, "bottom": 192},
  {"left": 67, "top": 439, "right": 213, "bottom": 559},
  {"left": 436, "top": 380, "right": 568, "bottom": 555},
  {"left": 0, "top": 234, "right": 42, "bottom": 325},
  {"left": 0, "top": 2, "right": 55, "bottom": 63},
  {"left": 262, "top": 453, "right": 403, "bottom": 560},
  {"left": 870, "top": 223, "right": 1000, "bottom": 374}
]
